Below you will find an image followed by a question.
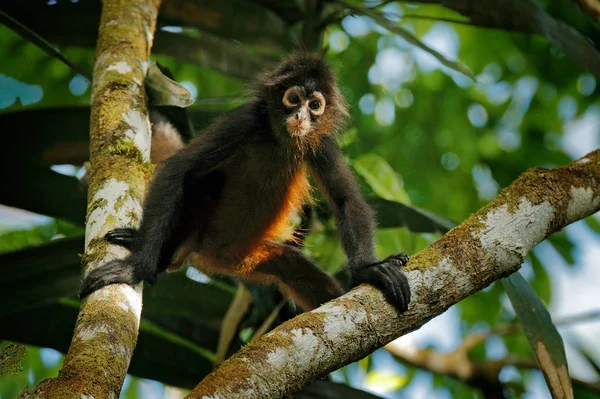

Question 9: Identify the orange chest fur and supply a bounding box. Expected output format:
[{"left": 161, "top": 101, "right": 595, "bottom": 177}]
[{"left": 202, "top": 147, "right": 312, "bottom": 254}]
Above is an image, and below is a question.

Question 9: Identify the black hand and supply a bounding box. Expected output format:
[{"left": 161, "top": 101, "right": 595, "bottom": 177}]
[
  {"left": 348, "top": 254, "right": 411, "bottom": 312},
  {"left": 78, "top": 256, "right": 156, "bottom": 299},
  {"left": 105, "top": 227, "right": 138, "bottom": 250}
]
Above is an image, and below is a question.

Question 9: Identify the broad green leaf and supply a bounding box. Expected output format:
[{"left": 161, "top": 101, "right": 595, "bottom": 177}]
[
  {"left": 503, "top": 272, "right": 573, "bottom": 399},
  {"left": 353, "top": 154, "right": 410, "bottom": 203},
  {"left": 0, "top": 236, "right": 233, "bottom": 321},
  {"left": 584, "top": 215, "right": 600, "bottom": 234},
  {"left": 366, "top": 196, "right": 455, "bottom": 233},
  {"left": 146, "top": 61, "right": 195, "bottom": 107},
  {"left": 529, "top": 252, "right": 551, "bottom": 304},
  {"left": 548, "top": 232, "right": 576, "bottom": 266}
]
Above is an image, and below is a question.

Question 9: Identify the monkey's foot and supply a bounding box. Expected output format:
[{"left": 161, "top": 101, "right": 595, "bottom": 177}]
[
  {"left": 79, "top": 258, "right": 155, "bottom": 299},
  {"left": 348, "top": 254, "right": 411, "bottom": 312},
  {"left": 105, "top": 227, "right": 138, "bottom": 250}
]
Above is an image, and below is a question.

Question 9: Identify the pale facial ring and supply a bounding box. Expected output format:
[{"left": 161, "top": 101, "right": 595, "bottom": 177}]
[{"left": 283, "top": 87, "right": 327, "bottom": 116}]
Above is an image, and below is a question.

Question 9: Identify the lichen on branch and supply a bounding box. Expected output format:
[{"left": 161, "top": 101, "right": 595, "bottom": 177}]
[{"left": 188, "top": 149, "right": 600, "bottom": 399}]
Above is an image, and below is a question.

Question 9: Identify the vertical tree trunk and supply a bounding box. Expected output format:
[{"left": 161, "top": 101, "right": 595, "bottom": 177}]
[{"left": 24, "top": 0, "right": 161, "bottom": 397}]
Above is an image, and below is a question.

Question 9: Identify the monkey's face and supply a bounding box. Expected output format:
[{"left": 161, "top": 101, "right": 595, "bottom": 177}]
[
  {"left": 259, "top": 54, "right": 349, "bottom": 147},
  {"left": 281, "top": 86, "right": 326, "bottom": 138}
]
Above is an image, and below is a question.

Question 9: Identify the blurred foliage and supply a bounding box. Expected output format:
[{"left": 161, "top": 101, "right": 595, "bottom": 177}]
[{"left": 1, "top": 0, "right": 600, "bottom": 398}]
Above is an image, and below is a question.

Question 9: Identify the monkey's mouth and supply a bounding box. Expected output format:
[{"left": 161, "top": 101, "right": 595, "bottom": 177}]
[{"left": 286, "top": 116, "right": 311, "bottom": 137}]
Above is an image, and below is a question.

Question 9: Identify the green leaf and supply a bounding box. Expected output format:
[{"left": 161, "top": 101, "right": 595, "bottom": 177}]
[
  {"left": 503, "top": 272, "right": 573, "bottom": 399},
  {"left": 364, "top": 370, "right": 408, "bottom": 392},
  {"left": 215, "top": 283, "right": 252, "bottom": 365},
  {"left": 584, "top": 215, "right": 600, "bottom": 234},
  {"left": 353, "top": 154, "right": 410, "bottom": 203},
  {"left": 366, "top": 196, "right": 455, "bottom": 233},
  {"left": 547, "top": 232, "right": 576, "bottom": 266},
  {"left": 146, "top": 61, "right": 195, "bottom": 107},
  {"left": 0, "top": 302, "right": 216, "bottom": 389},
  {"left": 336, "top": 1, "right": 475, "bottom": 80},
  {"left": 529, "top": 252, "right": 551, "bottom": 304}
]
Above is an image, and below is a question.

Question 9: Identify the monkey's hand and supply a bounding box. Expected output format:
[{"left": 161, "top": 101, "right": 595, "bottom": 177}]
[
  {"left": 348, "top": 254, "right": 411, "bottom": 312},
  {"left": 78, "top": 256, "right": 156, "bottom": 299}
]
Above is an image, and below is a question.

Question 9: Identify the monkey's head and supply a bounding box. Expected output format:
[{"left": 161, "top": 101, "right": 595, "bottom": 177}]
[{"left": 258, "top": 54, "right": 349, "bottom": 148}]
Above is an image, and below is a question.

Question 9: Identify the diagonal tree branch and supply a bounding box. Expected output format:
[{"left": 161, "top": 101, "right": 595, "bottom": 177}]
[
  {"left": 21, "top": 0, "right": 161, "bottom": 397},
  {"left": 187, "top": 149, "right": 600, "bottom": 398}
]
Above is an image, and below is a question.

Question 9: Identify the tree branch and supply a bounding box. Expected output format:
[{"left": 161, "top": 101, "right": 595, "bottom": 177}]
[
  {"left": 23, "top": 0, "right": 161, "bottom": 397},
  {"left": 187, "top": 150, "right": 600, "bottom": 398}
]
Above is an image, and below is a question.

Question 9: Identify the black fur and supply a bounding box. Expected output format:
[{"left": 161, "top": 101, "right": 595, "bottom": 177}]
[
  {"left": 79, "top": 54, "right": 410, "bottom": 313},
  {"left": 308, "top": 136, "right": 410, "bottom": 311}
]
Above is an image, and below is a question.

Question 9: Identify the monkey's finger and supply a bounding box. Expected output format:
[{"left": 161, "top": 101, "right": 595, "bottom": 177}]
[
  {"left": 369, "top": 266, "right": 403, "bottom": 310},
  {"left": 387, "top": 253, "right": 409, "bottom": 267},
  {"left": 386, "top": 265, "right": 411, "bottom": 309},
  {"left": 379, "top": 266, "right": 407, "bottom": 311},
  {"left": 375, "top": 264, "right": 409, "bottom": 312},
  {"left": 383, "top": 257, "right": 411, "bottom": 306},
  {"left": 105, "top": 228, "right": 137, "bottom": 249}
]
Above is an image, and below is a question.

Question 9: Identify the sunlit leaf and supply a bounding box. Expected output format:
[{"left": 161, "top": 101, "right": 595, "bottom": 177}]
[
  {"left": 503, "top": 273, "right": 573, "bottom": 399},
  {"left": 364, "top": 370, "right": 408, "bottom": 392},
  {"left": 215, "top": 283, "right": 252, "bottom": 365},
  {"left": 353, "top": 154, "right": 410, "bottom": 203}
]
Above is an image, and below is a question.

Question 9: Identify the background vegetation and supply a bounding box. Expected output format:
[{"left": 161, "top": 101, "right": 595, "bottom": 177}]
[{"left": 1, "top": 0, "right": 599, "bottom": 397}]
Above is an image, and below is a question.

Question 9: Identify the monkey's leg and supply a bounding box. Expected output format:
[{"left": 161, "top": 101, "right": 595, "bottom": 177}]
[
  {"left": 79, "top": 159, "right": 213, "bottom": 298},
  {"left": 242, "top": 244, "right": 345, "bottom": 311}
]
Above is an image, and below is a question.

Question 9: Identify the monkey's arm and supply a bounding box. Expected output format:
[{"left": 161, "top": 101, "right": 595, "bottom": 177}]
[
  {"left": 308, "top": 136, "right": 410, "bottom": 312},
  {"left": 79, "top": 129, "right": 243, "bottom": 299}
]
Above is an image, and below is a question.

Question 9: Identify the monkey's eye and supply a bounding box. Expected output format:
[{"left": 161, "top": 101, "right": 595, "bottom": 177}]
[
  {"left": 309, "top": 100, "right": 321, "bottom": 110},
  {"left": 283, "top": 87, "right": 303, "bottom": 108}
]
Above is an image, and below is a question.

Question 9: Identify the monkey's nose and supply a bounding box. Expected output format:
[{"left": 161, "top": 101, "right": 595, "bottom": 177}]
[{"left": 295, "top": 113, "right": 300, "bottom": 120}]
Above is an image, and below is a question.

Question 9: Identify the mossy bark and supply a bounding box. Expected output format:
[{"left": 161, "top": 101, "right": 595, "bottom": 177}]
[
  {"left": 188, "top": 150, "right": 600, "bottom": 399},
  {"left": 24, "top": 1, "right": 161, "bottom": 398}
]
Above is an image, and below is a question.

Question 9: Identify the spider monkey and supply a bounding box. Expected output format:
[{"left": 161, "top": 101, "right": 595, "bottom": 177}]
[{"left": 79, "top": 54, "right": 411, "bottom": 312}]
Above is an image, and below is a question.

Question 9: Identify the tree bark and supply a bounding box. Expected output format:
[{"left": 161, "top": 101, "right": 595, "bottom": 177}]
[
  {"left": 188, "top": 150, "right": 600, "bottom": 399},
  {"left": 23, "top": 0, "right": 161, "bottom": 397}
]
